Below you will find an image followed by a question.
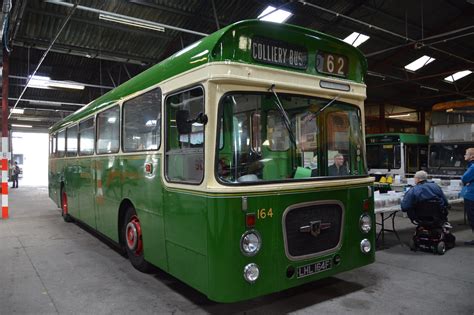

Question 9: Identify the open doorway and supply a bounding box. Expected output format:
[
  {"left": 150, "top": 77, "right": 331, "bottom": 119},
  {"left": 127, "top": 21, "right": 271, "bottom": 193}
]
[{"left": 11, "top": 132, "right": 49, "bottom": 186}]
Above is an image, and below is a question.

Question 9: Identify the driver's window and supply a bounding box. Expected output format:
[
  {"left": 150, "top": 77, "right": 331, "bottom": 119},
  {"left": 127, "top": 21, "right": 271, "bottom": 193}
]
[{"left": 165, "top": 86, "right": 204, "bottom": 184}]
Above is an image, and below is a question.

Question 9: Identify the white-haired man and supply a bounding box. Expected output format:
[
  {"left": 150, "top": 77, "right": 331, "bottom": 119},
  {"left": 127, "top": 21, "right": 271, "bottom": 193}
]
[{"left": 401, "top": 170, "right": 449, "bottom": 221}]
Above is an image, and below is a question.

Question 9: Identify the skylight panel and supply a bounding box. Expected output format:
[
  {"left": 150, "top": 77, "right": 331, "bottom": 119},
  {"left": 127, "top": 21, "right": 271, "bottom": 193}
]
[
  {"left": 404, "top": 55, "right": 435, "bottom": 71},
  {"left": 444, "top": 70, "right": 472, "bottom": 82},
  {"left": 257, "top": 6, "right": 292, "bottom": 23},
  {"left": 343, "top": 32, "right": 370, "bottom": 47}
]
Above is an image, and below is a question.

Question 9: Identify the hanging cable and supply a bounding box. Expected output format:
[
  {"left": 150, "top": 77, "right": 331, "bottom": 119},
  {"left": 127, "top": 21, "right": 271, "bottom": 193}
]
[{"left": 9, "top": 3, "right": 78, "bottom": 118}]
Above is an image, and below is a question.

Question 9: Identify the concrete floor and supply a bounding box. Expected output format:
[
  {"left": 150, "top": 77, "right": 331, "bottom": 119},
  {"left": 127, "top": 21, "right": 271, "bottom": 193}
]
[{"left": 1, "top": 186, "right": 473, "bottom": 315}]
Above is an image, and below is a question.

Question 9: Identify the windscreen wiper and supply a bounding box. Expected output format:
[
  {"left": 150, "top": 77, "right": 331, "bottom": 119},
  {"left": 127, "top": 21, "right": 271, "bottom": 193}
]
[
  {"left": 268, "top": 84, "right": 296, "bottom": 145},
  {"left": 315, "top": 95, "right": 339, "bottom": 116}
]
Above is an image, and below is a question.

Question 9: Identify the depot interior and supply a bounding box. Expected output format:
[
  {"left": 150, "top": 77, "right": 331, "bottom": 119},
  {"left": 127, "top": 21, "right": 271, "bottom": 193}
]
[
  {"left": 1, "top": 1, "right": 473, "bottom": 186},
  {"left": 0, "top": 0, "right": 473, "bottom": 310}
]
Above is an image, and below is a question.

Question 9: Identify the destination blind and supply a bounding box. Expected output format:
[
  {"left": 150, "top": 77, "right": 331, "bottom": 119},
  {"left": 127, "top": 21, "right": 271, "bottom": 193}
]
[
  {"left": 369, "top": 135, "right": 400, "bottom": 143},
  {"left": 251, "top": 37, "right": 308, "bottom": 70}
]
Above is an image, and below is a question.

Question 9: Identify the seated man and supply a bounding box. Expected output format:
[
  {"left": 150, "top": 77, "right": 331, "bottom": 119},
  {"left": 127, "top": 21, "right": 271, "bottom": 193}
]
[
  {"left": 328, "top": 153, "right": 348, "bottom": 176},
  {"left": 401, "top": 170, "right": 449, "bottom": 222}
]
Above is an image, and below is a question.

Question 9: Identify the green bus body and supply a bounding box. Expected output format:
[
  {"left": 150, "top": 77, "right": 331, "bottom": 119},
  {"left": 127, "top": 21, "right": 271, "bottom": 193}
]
[
  {"left": 49, "top": 20, "right": 374, "bottom": 302},
  {"left": 366, "top": 133, "right": 429, "bottom": 178},
  {"left": 367, "top": 133, "right": 429, "bottom": 145}
]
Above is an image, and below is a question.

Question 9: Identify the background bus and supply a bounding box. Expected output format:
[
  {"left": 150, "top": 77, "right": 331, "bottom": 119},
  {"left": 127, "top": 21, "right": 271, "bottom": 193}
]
[
  {"left": 428, "top": 100, "right": 474, "bottom": 178},
  {"left": 49, "top": 20, "right": 374, "bottom": 303},
  {"left": 366, "top": 133, "right": 428, "bottom": 179}
]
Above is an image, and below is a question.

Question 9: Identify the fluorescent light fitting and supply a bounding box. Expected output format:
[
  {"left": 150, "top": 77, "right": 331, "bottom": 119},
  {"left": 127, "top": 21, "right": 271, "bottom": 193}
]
[
  {"left": 367, "top": 71, "right": 386, "bottom": 79},
  {"left": 388, "top": 113, "right": 411, "bottom": 118},
  {"left": 48, "top": 81, "right": 85, "bottom": 90},
  {"left": 343, "top": 32, "right": 370, "bottom": 47},
  {"left": 444, "top": 70, "right": 472, "bottom": 82},
  {"left": 257, "top": 6, "right": 292, "bottom": 23},
  {"left": 404, "top": 55, "right": 435, "bottom": 71},
  {"left": 29, "top": 99, "right": 61, "bottom": 107},
  {"left": 27, "top": 75, "right": 84, "bottom": 90},
  {"left": 420, "top": 85, "right": 439, "bottom": 92},
  {"left": 10, "top": 108, "right": 24, "bottom": 114},
  {"left": 446, "top": 108, "right": 454, "bottom": 112},
  {"left": 99, "top": 13, "right": 165, "bottom": 32},
  {"left": 28, "top": 75, "right": 52, "bottom": 89},
  {"left": 11, "top": 124, "right": 33, "bottom": 128}
]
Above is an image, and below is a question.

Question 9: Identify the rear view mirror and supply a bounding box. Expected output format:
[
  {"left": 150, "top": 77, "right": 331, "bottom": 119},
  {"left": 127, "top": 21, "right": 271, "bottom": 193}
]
[{"left": 176, "top": 110, "right": 192, "bottom": 134}]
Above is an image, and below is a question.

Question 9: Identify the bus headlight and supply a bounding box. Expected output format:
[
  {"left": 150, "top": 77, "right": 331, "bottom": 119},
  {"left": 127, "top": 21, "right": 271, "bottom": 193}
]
[
  {"left": 240, "top": 230, "right": 261, "bottom": 256},
  {"left": 359, "top": 214, "right": 372, "bottom": 233},
  {"left": 360, "top": 239, "right": 371, "bottom": 254},
  {"left": 243, "top": 263, "right": 260, "bottom": 283}
]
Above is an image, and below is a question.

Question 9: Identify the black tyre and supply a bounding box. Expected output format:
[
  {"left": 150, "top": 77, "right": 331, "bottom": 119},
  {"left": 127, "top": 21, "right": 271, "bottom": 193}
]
[
  {"left": 445, "top": 233, "right": 456, "bottom": 249},
  {"left": 61, "top": 189, "right": 73, "bottom": 223},
  {"left": 122, "top": 207, "right": 154, "bottom": 273},
  {"left": 409, "top": 239, "right": 417, "bottom": 251},
  {"left": 436, "top": 241, "right": 446, "bottom": 255}
]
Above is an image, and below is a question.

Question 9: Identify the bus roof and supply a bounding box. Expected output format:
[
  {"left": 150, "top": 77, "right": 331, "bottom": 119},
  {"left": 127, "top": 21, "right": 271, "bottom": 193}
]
[
  {"left": 50, "top": 20, "right": 367, "bottom": 133},
  {"left": 432, "top": 100, "right": 474, "bottom": 111},
  {"left": 366, "top": 133, "right": 429, "bottom": 144}
]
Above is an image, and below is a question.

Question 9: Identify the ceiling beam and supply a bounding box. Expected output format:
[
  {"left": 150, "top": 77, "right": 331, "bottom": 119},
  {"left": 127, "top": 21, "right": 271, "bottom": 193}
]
[
  {"left": 12, "top": 37, "right": 156, "bottom": 65},
  {"left": 128, "top": 0, "right": 232, "bottom": 26},
  {"left": 9, "top": 75, "right": 114, "bottom": 90},
  {"left": 23, "top": 7, "right": 171, "bottom": 41},
  {"left": 370, "top": 67, "right": 474, "bottom": 88}
]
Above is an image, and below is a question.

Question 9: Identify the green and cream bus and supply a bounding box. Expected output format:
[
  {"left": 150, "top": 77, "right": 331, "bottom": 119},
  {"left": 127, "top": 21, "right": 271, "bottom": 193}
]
[
  {"left": 366, "top": 133, "right": 429, "bottom": 179},
  {"left": 49, "top": 20, "right": 374, "bottom": 302}
]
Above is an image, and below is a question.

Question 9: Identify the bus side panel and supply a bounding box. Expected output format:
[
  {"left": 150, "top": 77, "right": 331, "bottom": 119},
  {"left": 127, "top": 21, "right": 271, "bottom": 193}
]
[
  {"left": 163, "top": 189, "right": 208, "bottom": 294},
  {"left": 206, "top": 186, "right": 375, "bottom": 303},
  {"left": 121, "top": 154, "right": 167, "bottom": 269},
  {"left": 77, "top": 158, "right": 97, "bottom": 228},
  {"left": 48, "top": 158, "right": 60, "bottom": 206},
  {"left": 64, "top": 159, "right": 81, "bottom": 218},
  {"left": 95, "top": 156, "right": 122, "bottom": 242}
]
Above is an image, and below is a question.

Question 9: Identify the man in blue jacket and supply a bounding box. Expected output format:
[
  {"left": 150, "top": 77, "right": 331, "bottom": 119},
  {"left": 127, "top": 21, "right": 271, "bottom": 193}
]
[
  {"left": 401, "top": 170, "right": 449, "bottom": 222},
  {"left": 462, "top": 148, "right": 474, "bottom": 245}
]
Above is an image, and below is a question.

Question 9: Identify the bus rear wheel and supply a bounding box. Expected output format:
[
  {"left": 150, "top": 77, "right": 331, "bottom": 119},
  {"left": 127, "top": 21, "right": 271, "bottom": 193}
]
[
  {"left": 61, "top": 189, "right": 73, "bottom": 223},
  {"left": 123, "top": 207, "right": 153, "bottom": 273}
]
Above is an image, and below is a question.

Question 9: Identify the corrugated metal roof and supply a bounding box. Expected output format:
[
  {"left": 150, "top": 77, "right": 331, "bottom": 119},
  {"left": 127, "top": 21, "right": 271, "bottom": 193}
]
[{"left": 0, "top": 0, "right": 473, "bottom": 128}]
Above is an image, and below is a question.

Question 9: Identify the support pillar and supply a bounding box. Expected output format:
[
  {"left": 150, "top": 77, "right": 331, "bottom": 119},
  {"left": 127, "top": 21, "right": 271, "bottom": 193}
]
[
  {"left": 2, "top": 48, "right": 10, "bottom": 219},
  {"left": 419, "top": 110, "right": 425, "bottom": 134},
  {"left": 378, "top": 104, "right": 386, "bottom": 133}
]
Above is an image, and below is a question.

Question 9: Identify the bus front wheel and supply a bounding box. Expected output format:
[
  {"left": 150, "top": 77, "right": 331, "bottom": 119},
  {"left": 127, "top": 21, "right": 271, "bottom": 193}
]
[{"left": 122, "top": 207, "right": 153, "bottom": 273}]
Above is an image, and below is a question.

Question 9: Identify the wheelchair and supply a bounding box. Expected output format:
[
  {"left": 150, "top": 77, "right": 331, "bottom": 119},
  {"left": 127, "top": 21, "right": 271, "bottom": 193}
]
[{"left": 408, "top": 199, "right": 455, "bottom": 255}]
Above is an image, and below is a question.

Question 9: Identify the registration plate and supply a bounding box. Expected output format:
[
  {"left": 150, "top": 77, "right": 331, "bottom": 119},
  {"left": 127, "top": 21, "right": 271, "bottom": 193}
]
[{"left": 297, "top": 259, "right": 332, "bottom": 278}]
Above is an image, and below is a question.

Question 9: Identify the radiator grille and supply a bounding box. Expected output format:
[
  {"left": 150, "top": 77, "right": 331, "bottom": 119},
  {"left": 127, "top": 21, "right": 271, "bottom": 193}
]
[{"left": 284, "top": 202, "right": 343, "bottom": 259}]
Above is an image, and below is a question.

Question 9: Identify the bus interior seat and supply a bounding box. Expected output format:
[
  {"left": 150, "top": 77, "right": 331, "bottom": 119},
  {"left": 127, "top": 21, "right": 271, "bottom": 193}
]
[{"left": 293, "top": 166, "right": 311, "bottom": 179}]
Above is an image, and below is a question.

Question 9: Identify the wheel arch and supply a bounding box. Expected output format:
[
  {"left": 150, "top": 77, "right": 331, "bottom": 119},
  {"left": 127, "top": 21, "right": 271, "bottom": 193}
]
[
  {"left": 118, "top": 198, "right": 135, "bottom": 246},
  {"left": 60, "top": 181, "right": 65, "bottom": 206}
]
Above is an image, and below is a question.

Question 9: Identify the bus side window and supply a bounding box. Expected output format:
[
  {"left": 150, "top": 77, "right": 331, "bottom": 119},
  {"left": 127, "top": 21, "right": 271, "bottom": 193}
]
[
  {"left": 79, "top": 118, "right": 95, "bottom": 156},
  {"left": 97, "top": 106, "right": 120, "bottom": 154},
  {"left": 166, "top": 86, "right": 204, "bottom": 183},
  {"left": 123, "top": 88, "right": 162, "bottom": 152},
  {"left": 57, "top": 129, "right": 66, "bottom": 158},
  {"left": 50, "top": 133, "right": 57, "bottom": 157},
  {"left": 66, "top": 125, "right": 78, "bottom": 157}
]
